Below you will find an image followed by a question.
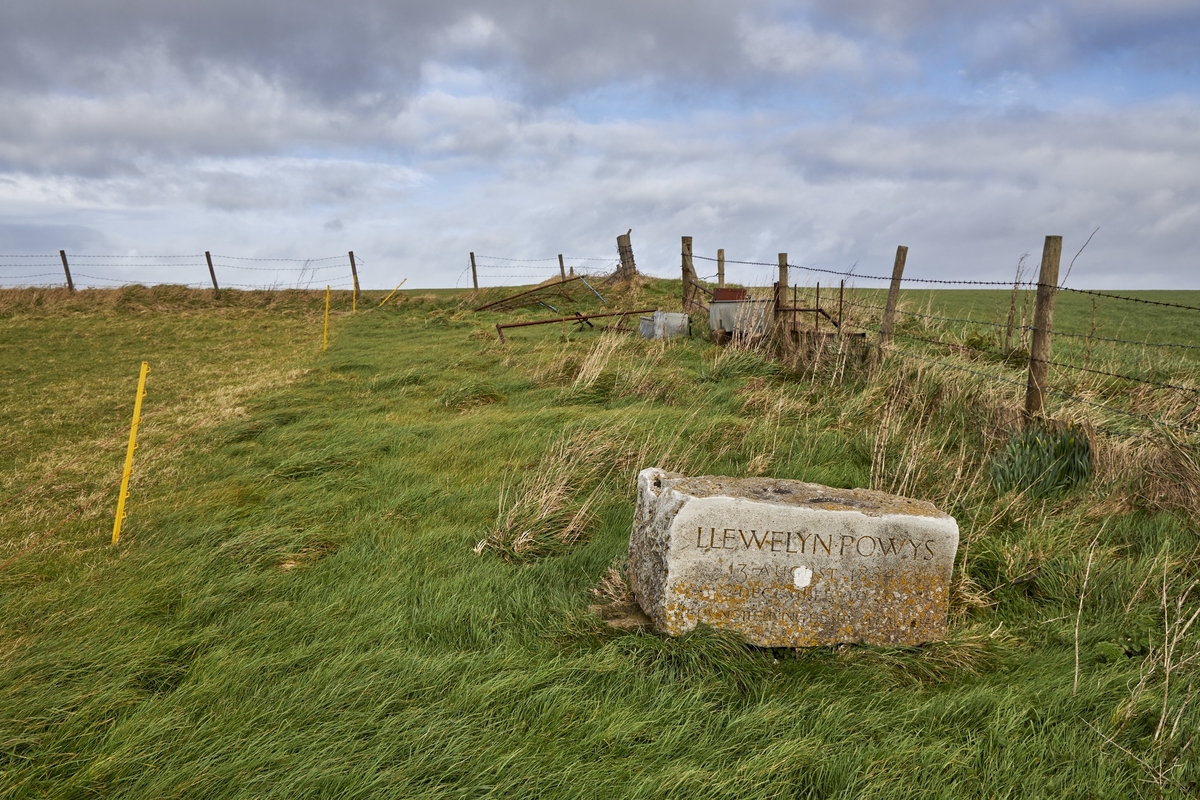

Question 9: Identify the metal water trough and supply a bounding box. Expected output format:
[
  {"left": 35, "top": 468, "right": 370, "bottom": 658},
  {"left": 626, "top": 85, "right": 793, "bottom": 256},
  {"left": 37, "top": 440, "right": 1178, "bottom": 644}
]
[
  {"left": 709, "top": 298, "right": 773, "bottom": 337},
  {"left": 638, "top": 311, "right": 690, "bottom": 339}
]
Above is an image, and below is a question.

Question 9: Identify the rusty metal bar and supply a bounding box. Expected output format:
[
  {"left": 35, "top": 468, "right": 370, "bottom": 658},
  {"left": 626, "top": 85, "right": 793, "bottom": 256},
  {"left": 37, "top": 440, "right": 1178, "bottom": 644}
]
[
  {"left": 473, "top": 276, "right": 583, "bottom": 312},
  {"left": 792, "top": 284, "right": 797, "bottom": 335},
  {"left": 777, "top": 306, "right": 840, "bottom": 329},
  {"left": 495, "top": 308, "right": 657, "bottom": 343},
  {"left": 815, "top": 282, "right": 820, "bottom": 336}
]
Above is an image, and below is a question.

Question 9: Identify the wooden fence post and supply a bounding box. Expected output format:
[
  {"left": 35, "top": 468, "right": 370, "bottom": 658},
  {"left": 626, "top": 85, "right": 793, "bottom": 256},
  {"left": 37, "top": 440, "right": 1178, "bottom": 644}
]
[
  {"left": 774, "top": 253, "right": 788, "bottom": 320},
  {"left": 681, "top": 236, "right": 695, "bottom": 311},
  {"left": 470, "top": 252, "right": 478, "bottom": 290},
  {"left": 1024, "top": 235, "right": 1062, "bottom": 418},
  {"left": 59, "top": 250, "right": 74, "bottom": 293},
  {"left": 879, "top": 245, "right": 908, "bottom": 350},
  {"left": 558, "top": 254, "right": 566, "bottom": 281},
  {"left": 616, "top": 230, "right": 637, "bottom": 280},
  {"left": 348, "top": 251, "right": 360, "bottom": 309},
  {"left": 205, "top": 251, "right": 220, "bottom": 299},
  {"left": 717, "top": 248, "right": 725, "bottom": 287}
]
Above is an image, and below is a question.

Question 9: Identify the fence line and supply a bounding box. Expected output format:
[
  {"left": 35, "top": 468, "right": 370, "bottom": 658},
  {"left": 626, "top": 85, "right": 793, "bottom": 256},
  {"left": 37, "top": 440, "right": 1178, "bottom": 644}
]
[
  {"left": 840, "top": 313, "right": 1199, "bottom": 437},
  {"left": 463, "top": 252, "right": 619, "bottom": 289},
  {"left": 693, "top": 253, "right": 1034, "bottom": 287},
  {"left": 0, "top": 251, "right": 369, "bottom": 292},
  {"left": 883, "top": 328, "right": 1197, "bottom": 395},
  {"left": 685, "top": 236, "right": 1197, "bottom": 440},
  {"left": 848, "top": 300, "right": 1200, "bottom": 353},
  {"left": 887, "top": 347, "right": 1200, "bottom": 437},
  {"left": 207, "top": 254, "right": 346, "bottom": 262},
  {"left": 473, "top": 254, "right": 615, "bottom": 262}
]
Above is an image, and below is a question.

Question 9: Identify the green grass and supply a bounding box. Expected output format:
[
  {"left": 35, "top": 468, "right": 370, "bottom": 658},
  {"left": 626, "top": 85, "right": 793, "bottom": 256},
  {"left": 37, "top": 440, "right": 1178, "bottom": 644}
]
[{"left": 1, "top": 281, "right": 1199, "bottom": 797}]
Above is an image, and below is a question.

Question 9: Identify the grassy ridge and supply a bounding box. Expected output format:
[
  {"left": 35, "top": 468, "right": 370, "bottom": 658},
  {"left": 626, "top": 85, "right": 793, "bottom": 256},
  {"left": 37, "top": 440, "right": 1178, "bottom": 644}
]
[{"left": 1, "top": 283, "right": 1199, "bottom": 797}]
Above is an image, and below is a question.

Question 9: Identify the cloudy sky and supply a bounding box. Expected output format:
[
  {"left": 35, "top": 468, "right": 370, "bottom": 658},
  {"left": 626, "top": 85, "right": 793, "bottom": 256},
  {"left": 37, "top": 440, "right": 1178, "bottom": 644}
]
[{"left": 1, "top": 1, "right": 1197, "bottom": 290}]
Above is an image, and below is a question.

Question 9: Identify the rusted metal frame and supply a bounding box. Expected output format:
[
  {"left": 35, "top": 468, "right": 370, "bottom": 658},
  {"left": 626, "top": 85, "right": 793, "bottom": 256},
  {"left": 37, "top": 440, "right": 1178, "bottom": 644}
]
[
  {"left": 473, "top": 276, "right": 583, "bottom": 312},
  {"left": 480, "top": 287, "right": 577, "bottom": 314},
  {"left": 815, "top": 283, "right": 820, "bottom": 336},
  {"left": 495, "top": 308, "right": 657, "bottom": 343},
  {"left": 686, "top": 279, "right": 712, "bottom": 314}
]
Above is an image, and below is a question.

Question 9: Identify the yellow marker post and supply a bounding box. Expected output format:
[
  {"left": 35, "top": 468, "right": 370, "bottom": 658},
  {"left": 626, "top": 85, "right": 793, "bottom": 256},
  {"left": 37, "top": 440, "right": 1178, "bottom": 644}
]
[
  {"left": 322, "top": 285, "right": 330, "bottom": 351},
  {"left": 112, "top": 361, "right": 149, "bottom": 545},
  {"left": 377, "top": 278, "right": 408, "bottom": 308}
]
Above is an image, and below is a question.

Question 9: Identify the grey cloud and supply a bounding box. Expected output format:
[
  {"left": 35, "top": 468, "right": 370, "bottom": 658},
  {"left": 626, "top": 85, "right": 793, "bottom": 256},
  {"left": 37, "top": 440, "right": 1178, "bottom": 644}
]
[
  {"left": 0, "top": 1, "right": 1194, "bottom": 181},
  {"left": 5, "top": 1, "right": 1193, "bottom": 106},
  {"left": 6, "top": 92, "right": 1198, "bottom": 285},
  {"left": 0, "top": 1, "right": 759, "bottom": 102},
  {"left": 0, "top": 222, "right": 109, "bottom": 255},
  {"left": 1, "top": 1, "right": 1197, "bottom": 292},
  {"left": 800, "top": 0, "right": 1200, "bottom": 78}
]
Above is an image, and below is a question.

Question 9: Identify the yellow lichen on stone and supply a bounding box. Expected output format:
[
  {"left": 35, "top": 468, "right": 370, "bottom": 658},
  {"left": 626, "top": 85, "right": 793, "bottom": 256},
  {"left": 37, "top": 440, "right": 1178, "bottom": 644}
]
[{"left": 628, "top": 468, "right": 959, "bottom": 647}]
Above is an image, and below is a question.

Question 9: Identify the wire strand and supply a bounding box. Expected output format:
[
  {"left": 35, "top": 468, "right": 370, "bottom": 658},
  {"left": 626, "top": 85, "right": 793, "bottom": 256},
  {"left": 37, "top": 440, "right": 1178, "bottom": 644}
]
[
  {"left": 692, "top": 254, "right": 1033, "bottom": 287},
  {"left": 888, "top": 347, "right": 1200, "bottom": 436},
  {"left": 1056, "top": 286, "right": 1200, "bottom": 314},
  {"left": 1032, "top": 327, "right": 1200, "bottom": 352}
]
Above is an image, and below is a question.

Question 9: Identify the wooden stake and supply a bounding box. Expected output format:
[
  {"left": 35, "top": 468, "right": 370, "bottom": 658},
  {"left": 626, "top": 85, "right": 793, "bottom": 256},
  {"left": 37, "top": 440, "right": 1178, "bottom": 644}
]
[
  {"left": 717, "top": 248, "right": 725, "bottom": 287},
  {"left": 681, "top": 236, "right": 695, "bottom": 311},
  {"left": 1024, "top": 235, "right": 1063, "bottom": 418},
  {"left": 879, "top": 245, "right": 908, "bottom": 350},
  {"left": 348, "top": 251, "right": 360, "bottom": 310},
  {"left": 205, "top": 251, "right": 220, "bottom": 299},
  {"left": 775, "top": 253, "right": 788, "bottom": 320},
  {"left": 558, "top": 254, "right": 566, "bottom": 281},
  {"left": 112, "top": 361, "right": 149, "bottom": 545},
  {"left": 470, "top": 252, "right": 478, "bottom": 290},
  {"left": 59, "top": 250, "right": 74, "bottom": 293}
]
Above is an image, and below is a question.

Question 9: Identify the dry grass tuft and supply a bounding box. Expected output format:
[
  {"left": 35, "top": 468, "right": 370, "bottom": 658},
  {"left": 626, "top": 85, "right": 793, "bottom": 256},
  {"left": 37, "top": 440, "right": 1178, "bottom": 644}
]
[
  {"left": 561, "top": 330, "right": 625, "bottom": 397},
  {"left": 590, "top": 559, "right": 634, "bottom": 606},
  {"left": 474, "top": 428, "right": 617, "bottom": 561},
  {"left": 1135, "top": 436, "right": 1200, "bottom": 522}
]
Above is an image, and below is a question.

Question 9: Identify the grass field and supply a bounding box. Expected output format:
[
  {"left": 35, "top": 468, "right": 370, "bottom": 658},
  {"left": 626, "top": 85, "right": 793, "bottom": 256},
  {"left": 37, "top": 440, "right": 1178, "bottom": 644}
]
[{"left": 1, "top": 280, "right": 1198, "bottom": 798}]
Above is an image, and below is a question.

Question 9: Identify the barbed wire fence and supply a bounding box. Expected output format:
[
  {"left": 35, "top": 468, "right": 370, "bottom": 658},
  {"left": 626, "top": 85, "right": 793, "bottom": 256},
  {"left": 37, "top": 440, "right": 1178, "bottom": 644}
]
[
  {"left": 0, "top": 252, "right": 362, "bottom": 292},
  {"left": 460, "top": 253, "right": 620, "bottom": 289},
  {"left": 691, "top": 242, "right": 1199, "bottom": 442}
]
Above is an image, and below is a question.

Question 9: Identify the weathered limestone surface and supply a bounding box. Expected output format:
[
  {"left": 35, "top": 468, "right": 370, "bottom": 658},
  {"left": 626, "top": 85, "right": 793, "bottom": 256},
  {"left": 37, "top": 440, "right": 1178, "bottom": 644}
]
[{"left": 628, "top": 468, "right": 959, "bottom": 647}]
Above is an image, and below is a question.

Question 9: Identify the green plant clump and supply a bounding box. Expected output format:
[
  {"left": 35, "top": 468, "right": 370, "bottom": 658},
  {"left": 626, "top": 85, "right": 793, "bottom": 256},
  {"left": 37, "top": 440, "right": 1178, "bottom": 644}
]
[{"left": 991, "top": 424, "right": 1091, "bottom": 497}]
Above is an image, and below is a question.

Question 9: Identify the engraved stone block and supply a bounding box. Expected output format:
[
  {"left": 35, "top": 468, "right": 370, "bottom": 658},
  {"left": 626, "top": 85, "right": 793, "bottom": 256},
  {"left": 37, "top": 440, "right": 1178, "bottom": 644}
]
[{"left": 628, "top": 468, "right": 960, "bottom": 647}]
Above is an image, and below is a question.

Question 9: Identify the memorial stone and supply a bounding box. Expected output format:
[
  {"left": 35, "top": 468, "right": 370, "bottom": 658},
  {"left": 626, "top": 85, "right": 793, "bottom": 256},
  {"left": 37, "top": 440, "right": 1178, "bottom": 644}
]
[{"left": 628, "top": 468, "right": 959, "bottom": 647}]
